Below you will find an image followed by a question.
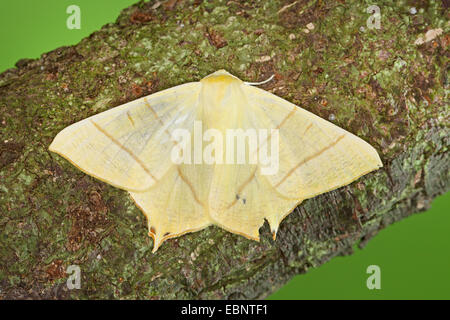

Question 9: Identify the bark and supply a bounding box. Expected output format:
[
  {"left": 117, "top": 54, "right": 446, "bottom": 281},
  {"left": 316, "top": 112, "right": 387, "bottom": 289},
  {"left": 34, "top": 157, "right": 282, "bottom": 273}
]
[{"left": 0, "top": 0, "right": 448, "bottom": 299}]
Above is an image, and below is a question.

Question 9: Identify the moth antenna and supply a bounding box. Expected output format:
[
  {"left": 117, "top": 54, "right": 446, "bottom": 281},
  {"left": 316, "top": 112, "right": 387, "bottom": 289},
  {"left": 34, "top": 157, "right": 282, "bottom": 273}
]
[{"left": 244, "top": 74, "right": 275, "bottom": 86}]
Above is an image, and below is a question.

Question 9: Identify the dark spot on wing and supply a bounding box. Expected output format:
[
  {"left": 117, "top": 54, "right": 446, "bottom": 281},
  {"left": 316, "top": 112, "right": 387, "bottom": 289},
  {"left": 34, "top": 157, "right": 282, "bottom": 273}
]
[{"left": 236, "top": 194, "right": 246, "bottom": 204}]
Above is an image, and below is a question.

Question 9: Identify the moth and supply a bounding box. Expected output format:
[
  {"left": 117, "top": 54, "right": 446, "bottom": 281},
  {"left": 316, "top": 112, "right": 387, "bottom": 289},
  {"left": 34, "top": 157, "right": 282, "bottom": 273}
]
[{"left": 49, "top": 70, "right": 382, "bottom": 252}]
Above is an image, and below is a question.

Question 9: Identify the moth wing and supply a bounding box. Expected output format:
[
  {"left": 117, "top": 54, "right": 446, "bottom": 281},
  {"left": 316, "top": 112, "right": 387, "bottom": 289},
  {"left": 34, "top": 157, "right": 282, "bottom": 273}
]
[
  {"left": 49, "top": 82, "right": 201, "bottom": 192},
  {"left": 130, "top": 164, "right": 212, "bottom": 253},
  {"left": 243, "top": 84, "right": 382, "bottom": 199},
  {"left": 208, "top": 84, "right": 382, "bottom": 239},
  {"left": 208, "top": 161, "right": 300, "bottom": 241},
  {"left": 205, "top": 84, "right": 297, "bottom": 240}
]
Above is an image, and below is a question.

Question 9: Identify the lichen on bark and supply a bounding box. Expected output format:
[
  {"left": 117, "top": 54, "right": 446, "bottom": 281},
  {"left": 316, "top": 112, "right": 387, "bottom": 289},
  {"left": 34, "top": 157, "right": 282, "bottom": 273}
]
[{"left": 0, "top": 0, "right": 448, "bottom": 299}]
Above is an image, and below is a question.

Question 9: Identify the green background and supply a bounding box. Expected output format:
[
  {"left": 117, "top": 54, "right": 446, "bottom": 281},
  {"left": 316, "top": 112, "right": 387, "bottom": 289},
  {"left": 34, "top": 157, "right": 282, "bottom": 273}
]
[{"left": 0, "top": 0, "right": 448, "bottom": 299}]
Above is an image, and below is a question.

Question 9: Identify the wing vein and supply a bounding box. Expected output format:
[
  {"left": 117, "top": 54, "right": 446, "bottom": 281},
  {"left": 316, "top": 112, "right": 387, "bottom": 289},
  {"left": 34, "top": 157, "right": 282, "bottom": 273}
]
[
  {"left": 90, "top": 120, "right": 158, "bottom": 182},
  {"left": 274, "top": 134, "right": 346, "bottom": 188},
  {"left": 177, "top": 167, "right": 204, "bottom": 207}
]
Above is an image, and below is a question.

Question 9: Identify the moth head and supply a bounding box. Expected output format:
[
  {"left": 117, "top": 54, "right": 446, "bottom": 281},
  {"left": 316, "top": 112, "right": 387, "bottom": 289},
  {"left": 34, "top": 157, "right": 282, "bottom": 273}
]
[{"left": 200, "top": 69, "right": 242, "bottom": 85}]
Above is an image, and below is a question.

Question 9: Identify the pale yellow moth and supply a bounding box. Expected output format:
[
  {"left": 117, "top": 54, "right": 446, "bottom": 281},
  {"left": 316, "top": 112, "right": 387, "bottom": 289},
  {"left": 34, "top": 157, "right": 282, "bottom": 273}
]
[{"left": 49, "top": 70, "right": 382, "bottom": 252}]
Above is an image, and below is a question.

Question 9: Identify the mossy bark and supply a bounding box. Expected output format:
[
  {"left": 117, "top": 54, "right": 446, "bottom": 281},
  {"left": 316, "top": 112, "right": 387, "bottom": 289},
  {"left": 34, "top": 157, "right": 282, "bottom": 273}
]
[{"left": 0, "top": 0, "right": 448, "bottom": 299}]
